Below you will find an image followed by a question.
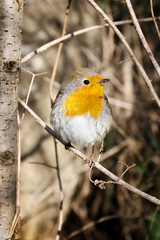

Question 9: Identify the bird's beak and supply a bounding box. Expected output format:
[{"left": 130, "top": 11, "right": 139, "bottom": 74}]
[{"left": 98, "top": 78, "right": 110, "bottom": 85}]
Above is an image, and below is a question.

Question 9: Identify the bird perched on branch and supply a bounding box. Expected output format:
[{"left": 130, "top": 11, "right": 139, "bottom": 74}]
[{"left": 50, "top": 68, "right": 112, "bottom": 150}]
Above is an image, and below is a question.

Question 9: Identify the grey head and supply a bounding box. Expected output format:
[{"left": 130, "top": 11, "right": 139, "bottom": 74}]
[{"left": 59, "top": 68, "right": 100, "bottom": 95}]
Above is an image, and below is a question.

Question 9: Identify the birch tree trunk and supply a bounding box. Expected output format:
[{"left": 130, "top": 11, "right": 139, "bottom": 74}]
[{"left": 0, "top": 1, "right": 23, "bottom": 239}]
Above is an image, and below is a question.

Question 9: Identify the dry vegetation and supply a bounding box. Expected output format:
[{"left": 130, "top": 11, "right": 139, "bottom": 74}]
[{"left": 19, "top": 0, "right": 160, "bottom": 239}]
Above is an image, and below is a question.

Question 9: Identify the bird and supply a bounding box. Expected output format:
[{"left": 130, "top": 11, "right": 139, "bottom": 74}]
[{"left": 50, "top": 68, "right": 112, "bottom": 151}]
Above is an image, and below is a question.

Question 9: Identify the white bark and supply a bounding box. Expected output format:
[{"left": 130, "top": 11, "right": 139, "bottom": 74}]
[{"left": 0, "top": 1, "right": 23, "bottom": 239}]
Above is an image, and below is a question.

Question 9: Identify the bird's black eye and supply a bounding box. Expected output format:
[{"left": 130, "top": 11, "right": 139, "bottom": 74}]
[{"left": 83, "top": 79, "right": 90, "bottom": 85}]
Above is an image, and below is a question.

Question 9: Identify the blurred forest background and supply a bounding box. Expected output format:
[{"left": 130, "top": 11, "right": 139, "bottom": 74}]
[{"left": 19, "top": 0, "right": 160, "bottom": 239}]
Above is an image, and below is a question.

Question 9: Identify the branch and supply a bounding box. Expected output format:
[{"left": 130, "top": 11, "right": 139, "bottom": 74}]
[
  {"left": 86, "top": 0, "right": 160, "bottom": 108},
  {"left": 65, "top": 214, "right": 119, "bottom": 240},
  {"left": 94, "top": 162, "right": 160, "bottom": 205},
  {"left": 150, "top": 0, "right": 160, "bottom": 40},
  {"left": 50, "top": 0, "right": 72, "bottom": 103},
  {"left": 18, "top": 98, "right": 160, "bottom": 206},
  {"left": 125, "top": 0, "right": 160, "bottom": 77},
  {"left": 49, "top": 3, "right": 72, "bottom": 238},
  {"left": 21, "top": 17, "right": 160, "bottom": 63}
]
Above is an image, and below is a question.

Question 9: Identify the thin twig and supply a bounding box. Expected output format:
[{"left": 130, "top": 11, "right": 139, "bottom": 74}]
[
  {"left": 48, "top": 0, "right": 72, "bottom": 231},
  {"left": 30, "top": 183, "right": 56, "bottom": 209},
  {"left": 97, "top": 134, "right": 104, "bottom": 162},
  {"left": 125, "top": 0, "right": 160, "bottom": 77},
  {"left": 54, "top": 139, "right": 64, "bottom": 240},
  {"left": 86, "top": 0, "right": 160, "bottom": 108},
  {"left": 112, "top": 119, "right": 128, "bottom": 138},
  {"left": 21, "top": 135, "right": 49, "bottom": 161},
  {"left": 118, "top": 161, "right": 136, "bottom": 179},
  {"left": 89, "top": 162, "right": 136, "bottom": 190},
  {"left": 50, "top": 0, "right": 72, "bottom": 103},
  {"left": 100, "top": 140, "right": 128, "bottom": 162},
  {"left": 145, "top": 206, "right": 160, "bottom": 240},
  {"left": 80, "top": 140, "right": 128, "bottom": 174},
  {"left": 94, "top": 161, "right": 160, "bottom": 205},
  {"left": 65, "top": 214, "right": 120, "bottom": 240},
  {"left": 28, "top": 161, "right": 57, "bottom": 169},
  {"left": 21, "top": 17, "right": 160, "bottom": 64},
  {"left": 21, "top": 68, "right": 47, "bottom": 123},
  {"left": 18, "top": 98, "right": 160, "bottom": 206},
  {"left": 108, "top": 97, "right": 134, "bottom": 111},
  {"left": 150, "top": 0, "right": 160, "bottom": 40}
]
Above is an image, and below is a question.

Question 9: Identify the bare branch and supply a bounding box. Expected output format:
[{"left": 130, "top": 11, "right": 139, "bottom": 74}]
[
  {"left": 18, "top": 98, "right": 160, "bottom": 206},
  {"left": 21, "top": 17, "right": 160, "bottom": 63},
  {"left": 150, "top": 0, "right": 160, "bottom": 40},
  {"left": 21, "top": 68, "right": 47, "bottom": 123},
  {"left": 49, "top": 3, "right": 72, "bottom": 236},
  {"left": 50, "top": 0, "right": 72, "bottom": 104},
  {"left": 125, "top": 0, "right": 160, "bottom": 77},
  {"left": 65, "top": 214, "right": 120, "bottom": 240},
  {"left": 86, "top": 0, "right": 160, "bottom": 107},
  {"left": 118, "top": 162, "right": 136, "bottom": 179},
  {"left": 94, "top": 162, "right": 160, "bottom": 206}
]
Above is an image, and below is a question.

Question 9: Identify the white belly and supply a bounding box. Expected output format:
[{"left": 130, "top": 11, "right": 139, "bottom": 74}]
[{"left": 51, "top": 107, "right": 112, "bottom": 147}]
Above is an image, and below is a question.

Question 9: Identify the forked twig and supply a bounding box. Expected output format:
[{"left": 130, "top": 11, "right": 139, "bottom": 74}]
[
  {"left": 89, "top": 161, "right": 136, "bottom": 190},
  {"left": 117, "top": 161, "right": 136, "bottom": 179},
  {"left": 21, "top": 68, "right": 47, "bottom": 123},
  {"left": 18, "top": 98, "right": 160, "bottom": 206}
]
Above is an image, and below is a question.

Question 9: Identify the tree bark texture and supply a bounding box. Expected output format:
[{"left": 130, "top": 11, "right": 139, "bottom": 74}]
[{"left": 0, "top": 1, "right": 23, "bottom": 239}]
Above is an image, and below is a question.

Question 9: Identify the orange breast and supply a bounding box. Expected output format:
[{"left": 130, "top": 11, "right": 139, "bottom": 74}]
[{"left": 62, "top": 76, "right": 104, "bottom": 119}]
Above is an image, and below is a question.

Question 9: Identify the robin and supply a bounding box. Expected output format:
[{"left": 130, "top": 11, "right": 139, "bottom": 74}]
[{"left": 50, "top": 68, "right": 112, "bottom": 150}]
